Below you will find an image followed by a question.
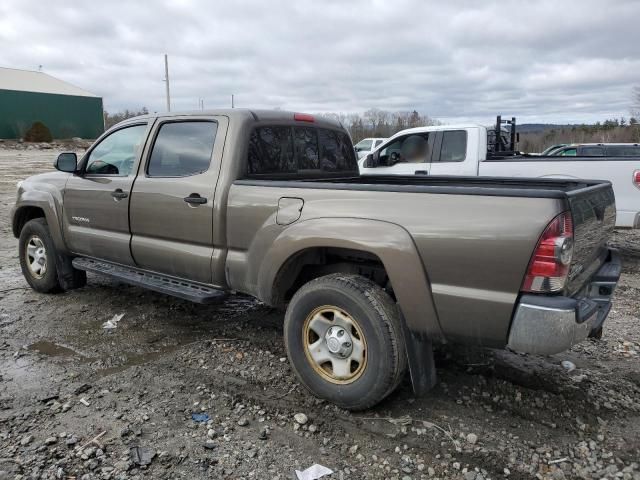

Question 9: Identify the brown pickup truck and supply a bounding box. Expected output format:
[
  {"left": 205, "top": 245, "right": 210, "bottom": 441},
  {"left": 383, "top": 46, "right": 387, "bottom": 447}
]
[{"left": 11, "top": 109, "right": 621, "bottom": 410}]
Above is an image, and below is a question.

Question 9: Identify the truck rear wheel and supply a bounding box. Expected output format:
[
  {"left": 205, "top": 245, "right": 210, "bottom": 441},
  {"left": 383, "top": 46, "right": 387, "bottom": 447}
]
[{"left": 284, "top": 273, "right": 407, "bottom": 410}]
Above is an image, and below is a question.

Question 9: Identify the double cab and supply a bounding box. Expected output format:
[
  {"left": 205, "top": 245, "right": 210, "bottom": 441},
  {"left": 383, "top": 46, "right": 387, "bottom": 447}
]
[{"left": 12, "top": 110, "right": 621, "bottom": 409}]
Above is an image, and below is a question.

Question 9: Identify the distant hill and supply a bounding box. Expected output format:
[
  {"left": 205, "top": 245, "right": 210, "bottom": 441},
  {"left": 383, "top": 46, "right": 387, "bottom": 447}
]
[{"left": 516, "top": 124, "right": 578, "bottom": 133}]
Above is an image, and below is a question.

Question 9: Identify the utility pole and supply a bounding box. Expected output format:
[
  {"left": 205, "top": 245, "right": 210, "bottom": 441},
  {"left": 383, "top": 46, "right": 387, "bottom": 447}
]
[
  {"left": 231, "top": 94, "right": 234, "bottom": 108},
  {"left": 164, "top": 54, "right": 171, "bottom": 112}
]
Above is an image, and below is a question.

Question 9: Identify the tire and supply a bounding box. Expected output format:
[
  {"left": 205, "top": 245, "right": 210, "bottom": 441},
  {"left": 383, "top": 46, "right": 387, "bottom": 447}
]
[
  {"left": 19, "top": 218, "right": 63, "bottom": 293},
  {"left": 284, "top": 273, "right": 407, "bottom": 410}
]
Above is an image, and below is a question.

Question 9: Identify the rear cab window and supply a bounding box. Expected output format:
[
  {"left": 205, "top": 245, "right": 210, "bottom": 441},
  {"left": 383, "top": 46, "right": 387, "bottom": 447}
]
[{"left": 247, "top": 125, "right": 358, "bottom": 178}]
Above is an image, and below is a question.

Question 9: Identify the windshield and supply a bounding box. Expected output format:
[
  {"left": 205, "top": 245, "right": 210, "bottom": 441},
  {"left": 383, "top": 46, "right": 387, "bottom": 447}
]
[{"left": 355, "top": 139, "right": 373, "bottom": 150}]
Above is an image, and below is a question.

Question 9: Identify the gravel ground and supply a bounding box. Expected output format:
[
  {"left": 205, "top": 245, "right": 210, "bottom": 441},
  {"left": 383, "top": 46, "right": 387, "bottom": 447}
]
[{"left": 0, "top": 146, "right": 639, "bottom": 480}]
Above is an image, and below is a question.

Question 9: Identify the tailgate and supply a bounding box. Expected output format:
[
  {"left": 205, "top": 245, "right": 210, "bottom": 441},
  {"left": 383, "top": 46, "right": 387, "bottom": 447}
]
[{"left": 565, "top": 183, "right": 616, "bottom": 295}]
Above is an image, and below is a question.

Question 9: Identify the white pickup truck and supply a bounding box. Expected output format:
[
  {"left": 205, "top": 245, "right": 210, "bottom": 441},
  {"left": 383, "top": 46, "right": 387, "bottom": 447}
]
[{"left": 359, "top": 120, "right": 640, "bottom": 228}]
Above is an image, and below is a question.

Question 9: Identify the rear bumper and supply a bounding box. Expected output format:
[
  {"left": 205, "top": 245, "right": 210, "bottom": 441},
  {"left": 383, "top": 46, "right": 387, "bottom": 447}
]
[{"left": 507, "top": 250, "right": 621, "bottom": 355}]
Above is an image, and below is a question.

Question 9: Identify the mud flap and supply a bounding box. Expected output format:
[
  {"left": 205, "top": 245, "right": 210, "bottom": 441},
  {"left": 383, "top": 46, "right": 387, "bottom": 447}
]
[
  {"left": 402, "top": 326, "right": 437, "bottom": 396},
  {"left": 55, "top": 253, "right": 86, "bottom": 290}
]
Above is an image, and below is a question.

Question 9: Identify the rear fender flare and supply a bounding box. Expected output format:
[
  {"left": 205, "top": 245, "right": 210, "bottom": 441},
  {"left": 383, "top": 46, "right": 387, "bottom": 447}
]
[{"left": 258, "top": 217, "right": 444, "bottom": 342}]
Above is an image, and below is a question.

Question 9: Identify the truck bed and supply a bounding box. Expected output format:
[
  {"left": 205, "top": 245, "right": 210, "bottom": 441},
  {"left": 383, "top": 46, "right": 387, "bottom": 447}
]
[
  {"left": 230, "top": 174, "right": 615, "bottom": 344},
  {"left": 236, "top": 174, "right": 608, "bottom": 199}
]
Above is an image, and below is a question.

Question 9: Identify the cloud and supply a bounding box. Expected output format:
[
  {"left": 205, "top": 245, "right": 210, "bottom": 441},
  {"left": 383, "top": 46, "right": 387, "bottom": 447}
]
[{"left": 0, "top": 0, "right": 638, "bottom": 123}]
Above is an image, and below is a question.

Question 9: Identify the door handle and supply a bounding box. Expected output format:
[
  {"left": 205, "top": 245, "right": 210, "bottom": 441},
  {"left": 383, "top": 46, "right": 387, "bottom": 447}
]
[
  {"left": 414, "top": 170, "right": 429, "bottom": 175},
  {"left": 184, "top": 194, "right": 207, "bottom": 205},
  {"left": 111, "top": 188, "right": 128, "bottom": 199}
]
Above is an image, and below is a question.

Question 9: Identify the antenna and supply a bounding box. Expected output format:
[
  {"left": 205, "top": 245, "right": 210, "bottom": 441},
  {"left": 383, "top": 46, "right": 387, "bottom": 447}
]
[{"left": 163, "top": 54, "right": 171, "bottom": 112}]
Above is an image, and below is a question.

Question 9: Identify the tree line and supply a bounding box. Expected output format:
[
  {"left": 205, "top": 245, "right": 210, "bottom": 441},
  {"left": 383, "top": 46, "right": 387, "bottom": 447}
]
[
  {"left": 103, "top": 107, "right": 149, "bottom": 129},
  {"left": 519, "top": 118, "right": 640, "bottom": 153},
  {"left": 103, "top": 86, "right": 640, "bottom": 152},
  {"left": 319, "top": 109, "right": 440, "bottom": 143},
  {"left": 102, "top": 106, "right": 439, "bottom": 142}
]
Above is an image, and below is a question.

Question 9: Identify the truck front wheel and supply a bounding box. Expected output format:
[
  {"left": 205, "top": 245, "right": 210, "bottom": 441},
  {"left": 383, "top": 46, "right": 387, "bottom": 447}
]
[
  {"left": 284, "top": 273, "right": 407, "bottom": 410},
  {"left": 19, "top": 218, "right": 65, "bottom": 293}
]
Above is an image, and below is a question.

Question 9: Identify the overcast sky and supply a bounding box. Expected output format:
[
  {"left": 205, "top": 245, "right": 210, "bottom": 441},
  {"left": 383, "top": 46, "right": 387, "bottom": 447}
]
[{"left": 1, "top": 0, "right": 638, "bottom": 124}]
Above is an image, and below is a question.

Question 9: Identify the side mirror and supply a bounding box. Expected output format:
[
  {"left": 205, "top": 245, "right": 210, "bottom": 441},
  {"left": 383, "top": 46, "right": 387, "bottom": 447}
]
[
  {"left": 363, "top": 153, "right": 378, "bottom": 168},
  {"left": 54, "top": 152, "right": 77, "bottom": 173}
]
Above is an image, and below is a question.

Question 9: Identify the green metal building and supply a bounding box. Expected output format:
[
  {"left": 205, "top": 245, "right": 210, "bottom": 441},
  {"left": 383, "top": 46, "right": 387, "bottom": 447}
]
[{"left": 0, "top": 67, "right": 104, "bottom": 140}]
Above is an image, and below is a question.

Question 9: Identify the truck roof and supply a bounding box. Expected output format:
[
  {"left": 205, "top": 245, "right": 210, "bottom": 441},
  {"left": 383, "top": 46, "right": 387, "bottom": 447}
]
[
  {"left": 115, "top": 108, "right": 344, "bottom": 131},
  {"left": 384, "top": 123, "right": 484, "bottom": 142}
]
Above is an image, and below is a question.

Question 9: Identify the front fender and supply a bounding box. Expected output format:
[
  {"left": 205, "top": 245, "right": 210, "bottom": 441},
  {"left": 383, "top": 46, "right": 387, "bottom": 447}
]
[
  {"left": 258, "top": 217, "right": 444, "bottom": 341},
  {"left": 12, "top": 188, "right": 67, "bottom": 253}
]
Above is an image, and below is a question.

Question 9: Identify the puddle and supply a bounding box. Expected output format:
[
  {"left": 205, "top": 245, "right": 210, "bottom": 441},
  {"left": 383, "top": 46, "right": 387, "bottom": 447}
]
[{"left": 27, "top": 340, "right": 85, "bottom": 358}]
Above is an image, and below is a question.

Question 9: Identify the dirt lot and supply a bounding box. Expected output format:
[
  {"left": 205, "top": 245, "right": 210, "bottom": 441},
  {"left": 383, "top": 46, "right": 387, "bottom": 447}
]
[{"left": 0, "top": 147, "right": 639, "bottom": 480}]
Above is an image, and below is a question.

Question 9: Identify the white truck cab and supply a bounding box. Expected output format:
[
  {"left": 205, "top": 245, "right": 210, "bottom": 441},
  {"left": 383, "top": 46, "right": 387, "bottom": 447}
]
[
  {"left": 358, "top": 124, "right": 485, "bottom": 176},
  {"left": 360, "top": 119, "right": 640, "bottom": 228}
]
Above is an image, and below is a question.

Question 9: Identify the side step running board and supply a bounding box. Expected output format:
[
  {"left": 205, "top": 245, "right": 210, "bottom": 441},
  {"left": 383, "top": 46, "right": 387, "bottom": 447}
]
[{"left": 72, "top": 257, "right": 227, "bottom": 304}]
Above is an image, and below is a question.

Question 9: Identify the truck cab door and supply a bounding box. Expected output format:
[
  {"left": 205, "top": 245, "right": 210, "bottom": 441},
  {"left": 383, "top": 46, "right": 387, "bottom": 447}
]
[
  {"left": 362, "top": 132, "right": 433, "bottom": 175},
  {"left": 128, "top": 116, "right": 228, "bottom": 285},
  {"left": 62, "top": 122, "right": 151, "bottom": 265},
  {"left": 427, "top": 128, "right": 478, "bottom": 176}
]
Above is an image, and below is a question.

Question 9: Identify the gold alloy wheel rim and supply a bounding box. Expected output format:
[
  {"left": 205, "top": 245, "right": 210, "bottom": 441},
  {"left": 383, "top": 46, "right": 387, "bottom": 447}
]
[
  {"left": 25, "top": 235, "right": 47, "bottom": 279},
  {"left": 302, "top": 305, "right": 367, "bottom": 385}
]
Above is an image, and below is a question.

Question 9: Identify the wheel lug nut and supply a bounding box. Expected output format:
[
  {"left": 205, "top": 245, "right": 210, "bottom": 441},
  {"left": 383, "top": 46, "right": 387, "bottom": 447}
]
[{"left": 337, "top": 330, "right": 344, "bottom": 337}]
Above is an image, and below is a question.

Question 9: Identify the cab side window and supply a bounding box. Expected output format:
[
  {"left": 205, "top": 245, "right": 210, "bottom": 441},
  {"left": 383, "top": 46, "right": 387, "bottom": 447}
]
[
  {"left": 436, "top": 130, "right": 467, "bottom": 162},
  {"left": 559, "top": 148, "right": 577, "bottom": 156},
  {"left": 147, "top": 121, "right": 217, "bottom": 177},
  {"left": 379, "top": 133, "right": 430, "bottom": 165},
  {"left": 607, "top": 146, "right": 640, "bottom": 156},
  {"left": 85, "top": 124, "right": 147, "bottom": 176},
  {"left": 581, "top": 147, "right": 604, "bottom": 156}
]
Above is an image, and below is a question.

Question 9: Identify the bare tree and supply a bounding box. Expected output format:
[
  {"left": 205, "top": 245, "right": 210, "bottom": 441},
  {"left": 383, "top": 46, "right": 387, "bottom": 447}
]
[
  {"left": 103, "top": 107, "right": 149, "bottom": 129},
  {"left": 318, "top": 109, "right": 440, "bottom": 142}
]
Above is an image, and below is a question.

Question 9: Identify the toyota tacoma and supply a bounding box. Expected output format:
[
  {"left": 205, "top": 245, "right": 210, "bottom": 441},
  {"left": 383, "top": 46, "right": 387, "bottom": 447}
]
[{"left": 12, "top": 109, "right": 621, "bottom": 410}]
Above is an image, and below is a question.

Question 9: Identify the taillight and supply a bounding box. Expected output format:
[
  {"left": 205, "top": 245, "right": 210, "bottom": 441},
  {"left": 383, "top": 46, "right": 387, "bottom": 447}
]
[
  {"left": 521, "top": 211, "right": 574, "bottom": 293},
  {"left": 633, "top": 170, "right": 640, "bottom": 189},
  {"left": 294, "top": 113, "right": 314, "bottom": 123}
]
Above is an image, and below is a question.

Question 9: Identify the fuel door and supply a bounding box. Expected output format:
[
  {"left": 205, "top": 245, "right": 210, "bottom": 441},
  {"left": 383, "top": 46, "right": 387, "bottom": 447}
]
[{"left": 276, "top": 197, "right": 304, "bottom": 225}]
